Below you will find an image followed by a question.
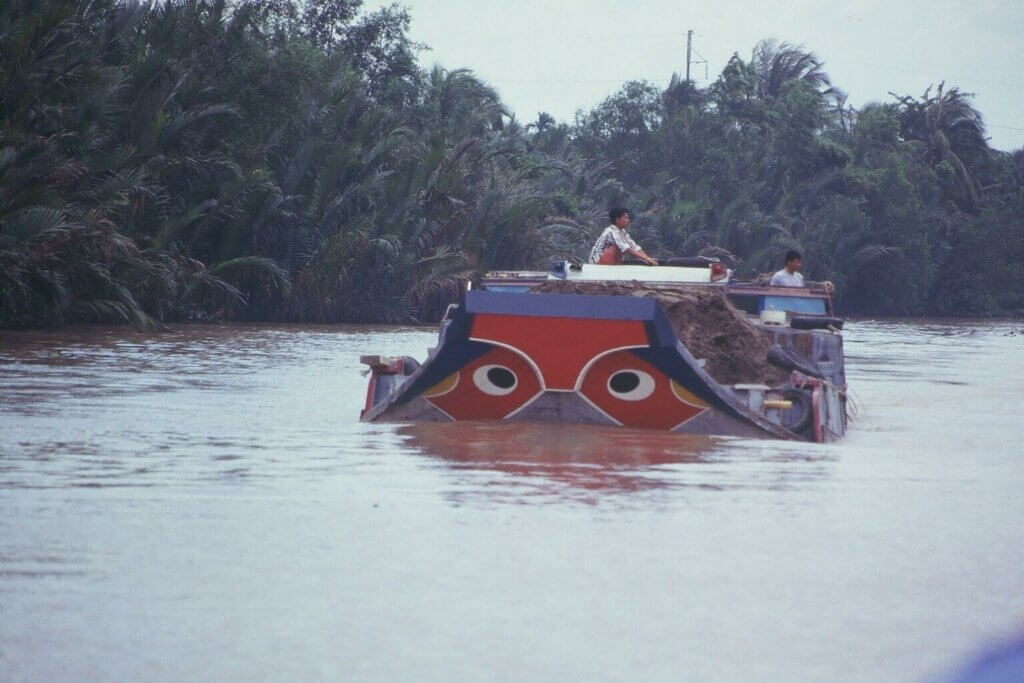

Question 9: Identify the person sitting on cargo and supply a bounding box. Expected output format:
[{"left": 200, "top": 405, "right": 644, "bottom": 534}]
[
  {"left": 589, "top": 207, "right": 658, "bottom": 265},
  {"left": 770, "top": 250, "right": 805, "bottom": 287}
]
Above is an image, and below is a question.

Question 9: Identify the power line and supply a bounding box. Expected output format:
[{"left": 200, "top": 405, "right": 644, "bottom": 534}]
[
  {"left": 486, "top": 78, "right": 669, "bottom": 83},
  {"left": 842, "top": 58, "right": 1024, "bottom": 92},
  {"left": 486, "top": 78, "right": 1024, "bottom": 134}
]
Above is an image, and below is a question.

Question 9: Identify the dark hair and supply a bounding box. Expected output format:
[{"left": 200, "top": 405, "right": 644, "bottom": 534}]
[
  {"left": 609, "top": 207, "right": 629, "bottom": 223},
  {"left": 784, "top": 249, "right": 802, "bottom": 264}
]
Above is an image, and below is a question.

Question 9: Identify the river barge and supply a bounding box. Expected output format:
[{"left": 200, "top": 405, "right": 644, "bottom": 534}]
[{"left": 360, "top": 259, "right": 847, "bottom": 442}]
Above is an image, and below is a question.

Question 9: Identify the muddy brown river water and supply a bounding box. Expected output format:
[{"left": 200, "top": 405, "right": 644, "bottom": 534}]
[{"left": 1, "top": 320, "right": 1022, "bottom": 681}]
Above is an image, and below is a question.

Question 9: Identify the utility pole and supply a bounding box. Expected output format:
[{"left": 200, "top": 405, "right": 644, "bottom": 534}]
[
  {"left": 684, "top": 30, "right": 707, "bottom": 83},
  {"left": 685, "top": 29, "right": 693, "bottom": 82}
]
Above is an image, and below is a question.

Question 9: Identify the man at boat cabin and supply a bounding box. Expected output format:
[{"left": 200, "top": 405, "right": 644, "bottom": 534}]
[
  {"left": 770, "top": 250, "right": 805, "bottom": 287},
  {"left": 589, "top": 208, "right": 658, "bottom": 265}
]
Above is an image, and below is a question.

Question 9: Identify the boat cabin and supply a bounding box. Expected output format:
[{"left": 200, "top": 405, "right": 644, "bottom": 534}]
[{"left": 478, "top": 259, "right": 835, "bottom": 319}]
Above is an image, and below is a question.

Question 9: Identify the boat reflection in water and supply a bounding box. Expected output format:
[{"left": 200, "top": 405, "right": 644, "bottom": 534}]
[{"left": 397, "top": 421, "right": 833, "bottom": 504}]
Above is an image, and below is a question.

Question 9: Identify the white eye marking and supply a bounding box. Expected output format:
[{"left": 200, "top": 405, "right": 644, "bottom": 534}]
[
  {"left": 607, "top": 369, "right": 656, "bottom": 401},
  {"left": 472, "top": 364, "right": 518, "bottom": 396}
]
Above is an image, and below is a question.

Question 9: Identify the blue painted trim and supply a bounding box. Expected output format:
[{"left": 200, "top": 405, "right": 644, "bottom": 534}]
[
  {"left": 479, "top": 285, "right": 533, "bottom": 293},
  {"left": 465, "top": 290, "right": 659, "bottom": 321}
]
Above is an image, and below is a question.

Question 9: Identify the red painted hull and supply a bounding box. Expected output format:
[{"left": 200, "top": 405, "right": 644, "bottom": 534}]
[{"left": 360, "top": 291, "right": 846, "bottom": 441}]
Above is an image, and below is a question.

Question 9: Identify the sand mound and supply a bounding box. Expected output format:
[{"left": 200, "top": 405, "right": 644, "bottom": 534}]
[{"left": 532, "top": 281, "right": 787, "bottom": 386}]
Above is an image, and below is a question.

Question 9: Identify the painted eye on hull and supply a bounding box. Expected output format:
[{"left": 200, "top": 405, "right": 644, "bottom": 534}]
[
  {"left": 606, "top": 369, "right": 655, "bottom": 401},
  {"left": 473, "top": 364, "right": 518, "bottom": 395},
  {"left": 579, "top": 350, "right": 710, "bottom": 430},
  {"left": 422, "top": 345, "right": 542, "bottom": 421}
]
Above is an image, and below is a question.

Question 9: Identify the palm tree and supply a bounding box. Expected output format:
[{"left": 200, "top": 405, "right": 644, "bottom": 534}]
[
  {"left": 891, "top": 83, "right": 989, "bottom": 208},
  {"left": 750, "top": 39, "right": 836, "bottom": 100},
  {"left": 418, "top": 66, "right": 507, "bottom": 139},
  {"left": 663, "top": 72, "right": 704, "bottom": 113}
]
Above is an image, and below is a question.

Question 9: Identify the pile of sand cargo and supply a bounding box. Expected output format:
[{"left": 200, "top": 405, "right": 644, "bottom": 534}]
[{"left": 532, "top": 281, "right": 788, "bottom": 386}]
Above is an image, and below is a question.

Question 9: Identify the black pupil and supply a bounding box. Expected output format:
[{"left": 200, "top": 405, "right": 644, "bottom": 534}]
[
  {"left": 487, "top": 367, "right": 515, "bottom": 389},
  {"left": 610, "top": 372, "right": 640, "bottom": 393}
]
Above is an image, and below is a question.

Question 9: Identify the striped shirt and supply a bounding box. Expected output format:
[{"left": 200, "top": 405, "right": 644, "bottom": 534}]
[{"left": 589, "top": 225, "right": 640, "bottom": 263}]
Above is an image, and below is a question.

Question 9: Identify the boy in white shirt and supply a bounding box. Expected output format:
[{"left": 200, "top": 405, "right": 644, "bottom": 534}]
[{"left": 770, "top": 250, "right": 805, "bottom": 287}]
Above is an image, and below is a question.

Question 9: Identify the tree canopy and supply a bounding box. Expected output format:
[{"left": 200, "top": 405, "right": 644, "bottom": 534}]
[{"left": 2, "top": 1, "right": 1022, "bottom": 328}]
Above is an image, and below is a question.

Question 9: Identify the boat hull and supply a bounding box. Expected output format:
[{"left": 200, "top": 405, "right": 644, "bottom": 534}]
[{"left": 362, "top": 291, "right": 845, "bottom": 442}]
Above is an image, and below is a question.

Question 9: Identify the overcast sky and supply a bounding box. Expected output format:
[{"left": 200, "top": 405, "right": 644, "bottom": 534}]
[{"left": 363, "top": 0, "right": 1024, "bottom": 151}]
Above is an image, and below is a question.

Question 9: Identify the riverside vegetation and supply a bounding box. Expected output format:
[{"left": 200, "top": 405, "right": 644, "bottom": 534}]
[{"left": 2, "top": 0, "right": 1023, "bottom": 329}]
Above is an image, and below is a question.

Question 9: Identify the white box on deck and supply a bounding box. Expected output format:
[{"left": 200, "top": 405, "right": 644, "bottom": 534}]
[{"left": 559, "top": 263, "right": 713, "bottom": 283}]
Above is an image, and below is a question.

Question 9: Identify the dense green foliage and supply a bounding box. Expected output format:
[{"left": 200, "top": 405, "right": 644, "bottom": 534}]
[{"left": 2, "top": 1, "right": 1022, "bottom": 328}]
